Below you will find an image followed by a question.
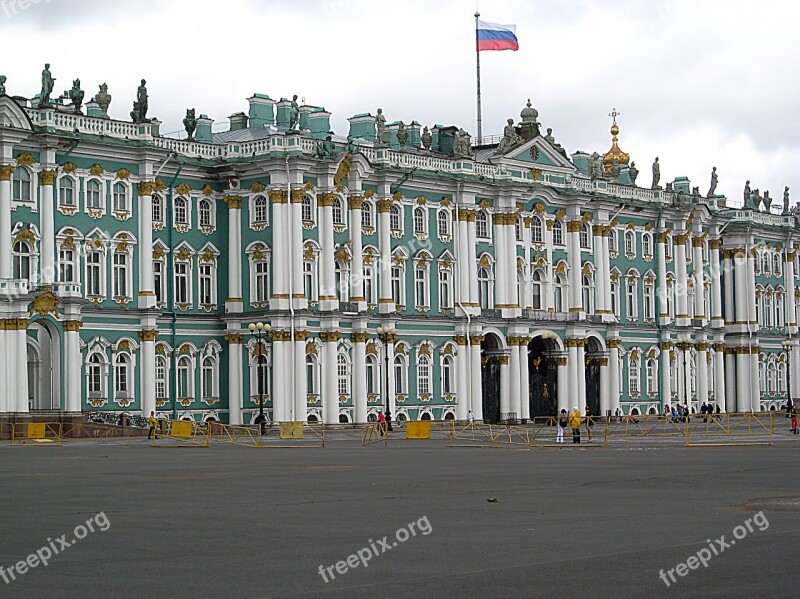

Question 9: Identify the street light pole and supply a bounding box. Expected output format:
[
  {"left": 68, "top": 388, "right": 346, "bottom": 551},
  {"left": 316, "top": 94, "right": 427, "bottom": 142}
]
[
  {"left": 248, "top": 321, "right": 271, "bottom": 435},
  {"left": 376, "top": 326, "right": 398, "bottom": 431}
]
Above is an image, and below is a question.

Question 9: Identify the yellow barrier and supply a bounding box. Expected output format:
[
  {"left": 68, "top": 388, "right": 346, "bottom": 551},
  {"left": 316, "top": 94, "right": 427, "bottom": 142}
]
[
  {"left": 279, "top": 422, "right": 305, "bottom": 439},
  {"left": 406, "top": 421, "right": 432, "bottom": 439},
  {"left": 212, "top": 422, "right": 325, "bottom": 448},
  {"left": 361, "top": 423, "right": 394, "bottom": 446},
  {"left": 10, "top": 422, "right": 63, "bottom": 446},
  {"left": 151, "top": 420, "right": 210, "bottom": 447},
  {"left": 684, "top": 413, "right": 774, "bottom": 447},
  {"left": 449, "top": 422, "right": 533, "bottom": 447}
]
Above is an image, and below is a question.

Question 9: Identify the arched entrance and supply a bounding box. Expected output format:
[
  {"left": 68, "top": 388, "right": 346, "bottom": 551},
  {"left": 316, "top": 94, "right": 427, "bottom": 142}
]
[
  {"left": 27, "top": 320, "right": 61, "bottom": 411},
  {"left": 585, "top": 337, "right": 602, "bottom": 417},
  {"left": 528, "top": 336, "right": 558, "bottom": 418},
  {"left": 481, "top": 333, "right": 503, "bottom": 424}
]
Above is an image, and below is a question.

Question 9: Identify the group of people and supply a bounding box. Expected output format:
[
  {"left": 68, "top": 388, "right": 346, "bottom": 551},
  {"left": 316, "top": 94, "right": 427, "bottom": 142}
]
[
  {"left": 665, "top": 402, "right": 721, "bottom": 423},
  {"left": 557, "top": 407, "right": 594, "bottom": 444}
]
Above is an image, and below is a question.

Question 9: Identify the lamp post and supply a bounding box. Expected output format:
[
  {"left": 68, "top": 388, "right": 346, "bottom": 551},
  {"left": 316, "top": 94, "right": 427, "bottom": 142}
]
[
  {"left": 781, "top": 338, "right": 795, "bottom": 415},
  {"left": 677, "top": 335, "right": 692, "bottom": 411},
  {"left": 376, "top": 326, "right": 398, "bottom": 431},
  {"left": 248, "top": 321, "right": 271, "bottom": 435}
]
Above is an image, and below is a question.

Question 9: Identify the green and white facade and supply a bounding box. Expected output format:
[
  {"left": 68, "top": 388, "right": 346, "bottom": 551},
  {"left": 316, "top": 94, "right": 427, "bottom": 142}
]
[{"left": 0, "top": 90, "right": 797, "bottom": 424}]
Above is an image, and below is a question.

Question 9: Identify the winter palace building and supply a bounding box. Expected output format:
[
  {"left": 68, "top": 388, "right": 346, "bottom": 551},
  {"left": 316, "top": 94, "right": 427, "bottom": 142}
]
[{"left": 0, "top": 82, "right": 797, "bottom": 425}]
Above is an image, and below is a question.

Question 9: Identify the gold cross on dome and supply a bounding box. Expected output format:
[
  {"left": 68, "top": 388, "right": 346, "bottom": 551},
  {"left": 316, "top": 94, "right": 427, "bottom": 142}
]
[{"left": 609, "top": 108, "right": 620, "bottom": 125}]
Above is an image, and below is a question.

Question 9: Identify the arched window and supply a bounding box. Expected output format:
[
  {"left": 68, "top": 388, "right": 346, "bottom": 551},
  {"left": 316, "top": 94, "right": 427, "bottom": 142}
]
[
  {"left": 365, "top": 354, "right": 378, "bottom": 395},
  {"left": 201, "top": 356, "right": 216, "bottom": 399},
  {"left": 155, "top": 355, "right": 167, "bottom": 400},
  {"left": 608, "top": 228, "right": 618, "bottom": 256},
  {"left": 199, "top": 199, "right": 212, "bottom": 227},
  {"left": 580, "top": 223, "right": 591, "bottom": 249},
  {"left": 115, "top": 353, "right": 131, "bottom": 397},
  {"left": 86, "top": 179, "right": 102, "bottom": 209},
  {"left": 254, "top": 260, "right": 269, "bottom": 303},
  {"left": 531, "top": 269, "right": 543, "bottom": 310},
  {"left": 59, "top": 246, "right": 77, "bottom": 283},
  {"left": 554, "top": 272, "right": 567, "bottom": 313},
  {"left": 174, "top": 259, "right": 190, "bottom": 305},
  {"left": 644, "top": 279, "right": 655, "bottom": 320},
  {"left": 306, "top": 353, "right": 319, "bottom": 395},
  {"left": 626, "top": 277, "right": 638, "bottom": 319},
  {"left": 774, "top": 254, "right": 782, "bottom": 276},
  {"left": 394, "top": 354, "right": 408, "bottom": 394},
  {"left": 337, "top": 352, "right": 350, "bottom": 396},
  {"left": 417, "top": 355, "right": 431, "bottom": 396},
  {"left": 778, "top": 361, "right": 787, "bottom": 395},
  {"left": 12, "top": 241, "right": 31, "bottom": 280},
  {"left": 177, "top": 356, "right": 192, "bottom": 398},
  {"left": 335, "top": 261, "right": 350, "bottom": 302},
  {"left": 764, "top": 291, "right": 774, "bottom": 328},
  {"left": 87, "top": 353, "right": 105, "bottom": 397},
  {"left": 59, "top": 177, "right": 75, "bottom": 206},
  {"left": 437, "top": 210, "right": 450, "bottom": 237},
  {"left": 764, "top": 252, "right": 771, "bottom": 275},
  {"left": 301, "top": 195, "right": 313, "bottom": 223},
  {"left": 629, "top": 356, "right": 641, "bottom": 395},
  {"left": 254, "top": 354, "right": 269, "bottom": 401},
  {"left": 582, "top": 272, "right": 594, "bottom": 313},
  {"left": 438, "top": 266, "right": 452, "bottom": 310},
  {"left": 113, "top": 182, "right": 127, "bottom": 212},
  {"left": 478, "top": 266, "right": 493, "bottom": 309},
  {"left": 332, "top": 197, "right": 345, "bottom": 225},
  {"left": 642, "top": 232, "right": 653, "bottom": 258},
  {"left": 361, "top": 201, "right": 374, "bottom": 229},
  {"left": 476, "top": 210, "right": 489, "bottom": 239},
  {"left": 303, "top": 259, "right": 317, "bottom": 301},
  {"left": 174, "top": 197, "right": 188, "bottom": 225},
  {"left": 363, "top": 264, "right": 375, "bottom": 305},
  {"left": 776, "top": 291, "right": 785, "bottom": 328},
  {"left": 515, "top": 217, "right": 523, "bottom": 241},
  {"left": 646, "top": 358, "right": 657, "bottom": 394},
  {"left": 152, "top": 194, "right": 163, "bottom": 223},
  {"left": 441, "top": 355, "right": 454, "bottom": 395},
  {"left": 531, "top": 216, "right": 543, "bottom": 244},
  {"left": 517, "top": 269, "right": 526, "bottom": 309},
  {"left": 199, "top": 260, "right": 215, "bottom": 306},
  {"left": 253, "top": 195, "right": 268, "bottom": 224},
  {"left": 610, "top": 277, "right": 619, "bottom": 317},
  {"left": 13, "top": 167, "right": 31, "bottom": 201},
  {"left": 391, "top": 262, "right": 405, "bottom": 305},
  {"left": 413, "top": 207, "right": 426, "bottom": 234},
  {"left": 389, "top": 204, "right": 402, "bottom": 231},
  {"left": 552, "top": 219, "right": 564, "bottom": 245},
  {"left": 625, "top": 230, "right": 636, "bottom": 256}
]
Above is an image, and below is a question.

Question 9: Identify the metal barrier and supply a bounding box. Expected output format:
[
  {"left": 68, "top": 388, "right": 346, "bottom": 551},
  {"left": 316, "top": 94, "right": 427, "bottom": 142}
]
[
  {"left": 449, "top": 422, "right": 533, "bottom": 447},
  {"left": 684, "top": 413, "right": 774, "bottom": 446},
  {"left": 10, "top": 422, "right": 63, "bottom": 446},
  {"left": 151, "top": 420, "right": 211, "bottom": 448},
  {"left": 361, "top": 423, "right": 396, "bottom": 446},
  {"left": 61, "top": 421, "right": 147, "bottom": 441},
  {"left": 212, "top": 422, "right": 325, "bottom": 448},
  {"left": 529, "top": 417, "right": 608, "bottom": 447}
]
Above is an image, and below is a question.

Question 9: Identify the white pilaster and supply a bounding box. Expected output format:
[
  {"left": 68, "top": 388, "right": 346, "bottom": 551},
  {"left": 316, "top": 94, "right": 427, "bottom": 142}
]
[
  {"left": 470, "top": 337, "right": 482, "bottom": 420},
  {"left": 725, "top": 351, "right": 737, "bottom": 412},
  {"left": 377, "top": 199, "right": 395, "bottom": 313},
  {"left": 467, "top": 214, "right": 479, "bottom": 306},
  {"left": 499, "top": 355, "right": 510, "bottom": 419},
  {"left": 349, "top": 197, "right": 366, "bottom": 309},
  {"left": 713, "top": 342, "right": 726, "bottom": 412},
  {"left": 519, "top": 338, "right": 530, "bottom": 421},
  {"left": 736, "top": 349, "right": 750, "bottom": 412},
  {"left": 136, "top": 182, "right": 156, "bottom": 308},
  {"left": 609, "top": 342, "right": 621, "bottom": 416},
  {"left": 557, "top": 355, "right": 569, "bottom": 413},
  {"left": 139, "top": 330, "right": 156, "bottom": 417},
  {"left": 456, "top": 337, "right": 469, "bottom": 420},
  {"left": 0, "top": 165, "right": 13, "bottom": 278},
  {"left": 785, "top": 249, "right": 797, "bottom": 332},
  {"left": 576, "top": 340, "right": 586, "bottom": 413},
  {"left": 710, "top": 240, "right": 724, "bottom": 327},
  {"left": 661, "top": 341, "right": 672, "bottom": 408},
  {"left": 599, "top": 355, "right": 610, "bottom": 418},
  {"left": 353, "top": 332, "right": 368, "bottom": 423},
  {"left": 290, "top": 190, "right": 307, "bottom": 309},
  {"left": 225, "top": 194, "right": 243, "bottom": 313},
  {"left": 321, "top": 332, "right": 340, "bottom": 425},
  {"left": 509, "top": 342, "right": 521, "bottom": 419},
  {"left": 270, "top": 190, "right": 287, "bottom": 308},
  {"left": 674, "top": 234, "right": 689, "bottom": 325},
  {"left": 39, "top": 170, "right": 56, "bottom": 284},
  {"left": 318, "top": 192, "right": 337, "bottom": 311},
  {"left": 750, "top": 349, "right": 760, "bottom": 412},
  {"left": 226, "top": 333, "right": 243, "bottom": 425},
  {"left": 493, "top": 214, "right": 507, "bottom": 308},
  {"left": 15, "top": 322, "right": 28, "bottom": 412},
  {"left": 657, "top": 233, "right": 669, "bottom": 324},
  {"left": 272, "top": 334, "right": 288, "bottom": 422},
  {"left": 696, "top": 341, "right": 709, "bottom": 408},
  {"left": 567, "top": 341, "right": 578, "bottom": 410},
  {"left": 294, "top": 333, "right": 307, "bottom": 422}
]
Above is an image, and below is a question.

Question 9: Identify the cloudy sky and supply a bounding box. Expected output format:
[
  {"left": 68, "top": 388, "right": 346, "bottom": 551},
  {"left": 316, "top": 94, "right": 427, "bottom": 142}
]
[{"left": 1, "top": 0, "right": 797, "bottom": 206}]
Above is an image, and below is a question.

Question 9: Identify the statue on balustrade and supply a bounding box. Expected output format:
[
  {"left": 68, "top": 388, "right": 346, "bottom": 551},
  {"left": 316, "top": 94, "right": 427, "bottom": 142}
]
[
  {"left": 454, "top": 128, "right": 474, "bottom": 158},
  {"left": 0, "top": 75, "right": 7, "bottom": 96},
  {"left": 68, "top": 79, "right": 84, "bottom": 114},
  {"left": 133, "top": 79, "right": 149, "bottom": 123},
  {"left": 628, "top": 161, "right": 639, "bottom": 186},
  {"left": 707, "top": 166, "right": 717, "bottom": 197},
  {"left": 590, "top": 152, "right": 604, "bottom": 179},
  {"left": 95, "top": 83, "right": 111, "bottom": 119},
  {"left": 610, "top": 158, "right": 621, "bottom": 182},
  {"left": 497, "top": 118, "right": 522, "bottom": 153},
  {"left": 396, "top": 121, "right": 409, "bottom": 147},
  {"left": 784, "top": 186, "right": 791, "bottom": 214},
  {"left": 651, "top": 157, "right": 660, "bottom": 189},
  {"left": 374, "top": 108, "right": 386, "bottom": 145},
  {"left": 753, "top": 188, "right": 762, "bottom": 211},
  {"left": 763, "top": 190, "right": 772, "bottom": 212},
  {"left": 421, "top": 126, "right": 433, "bottom": 151},
  {"left": 289, "top": 94, "right": 300, "bottom": 130},
  {"left": 743, "top": 180, "right": 751, "bottom": 208},
  {"left": 544, "top": 127, "right": 566, "bottom": 157},
  {"left": 183, "top": 108, "right": 197, "bottom": 141},
  {"left": 40, "top": 63, "right": 55, "bottom": 106}
]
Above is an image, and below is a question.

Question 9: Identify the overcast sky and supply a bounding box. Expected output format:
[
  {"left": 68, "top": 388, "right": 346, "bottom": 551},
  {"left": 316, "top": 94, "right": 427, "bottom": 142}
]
[{"left": 1, "top": 0, "right": 797, "bottom": 207}]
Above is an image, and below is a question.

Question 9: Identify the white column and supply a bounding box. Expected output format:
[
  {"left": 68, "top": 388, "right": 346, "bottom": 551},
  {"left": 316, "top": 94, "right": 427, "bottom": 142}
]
[
  {"left": 319, "top": 193, "right": 337, "bottom": 309},
  {"left": 467, "top": 213, "right": 479, "bottom": 306},
  {"left": 39, "top": 170, "right": 57, "bottom": 284},
  {"left": 63, "top": 322, "right": 82, "bottom": 412},
  {"left": 385, "top": 340, "right": 396, "bottom": 419},
  {"left": 377, "top": 199, "right": 394, "bottom": 312},
  {"left": 0, "top": 326, "right": 6, "bottom": 412},
  {"left": 457, "top": 214, "right": 470, "bottom": 307},
  {"left": 508, "top": 341, "right": 521, "bottom": 419},
  {"left": 696, "top": 342, "right": 709, "bottom": 408},
  {"left": 674, "top": 235, "right": 689, "bottom": 325},
  {"left": 577, "top": 340, "right": 587, "bottom": 413},
  {"left": 294, "top": 332, "right": 307, "bottom": 422},
  {"left": 599, "top": 356, "right": 610, "bottom": 418},
  {"left": 225, "top": 194, "right": 243, "bottom": 312},
  {"left": 15, "top": 321, "right": 28, "bottom": 412},
  {"left": 0, "top": 165, "right": 13, "bottom": 278},
  {"left": 557, "top": 356, "right": 569, "bottom": 413},
  {"left": 226, "top": 334, "right": 243, "bottom": 425},
  {"left": 723, "top": 250, "right": 735, "bottom": 324},
  {"left": 136, "top": 182, "right": 155, "bottom": 308},
  {"left": 272, "top": 334, "right": 288, "bottom": 422},
  {"left": 713, "top": 343, "right": 726, "bottom": 412},
  {"left": 710, "top": 240, "right": 724, "bottom": 327},
  {"left": 609, "top": 342, "right": 621, "bottom": 415},
  {"left": 594, "top": 226, "right": 606, "bottom": 313},
  {"left": 750, "top": 348, "right": 760, "bottom": 412},
  {"left": 353, "top": 332, "right": 368, "bottom": 423},
  {"left": 470, "top": 336, "right": 482, "bottom": 420},
  {"left": 322, "top": 332, "right": 340, "bottom": 425},
  {"left": 506, "top": 216, "right": 519, "bottom": 310},
  {"left": 290, "top": 190, "right": 306, "bottom": 308},
  {"left": 499, "top": 354, "right": 510, "bottom": 419},
  {"left": 270, "top": 190, "right": 286, "bottom": 307},
  {"left": 661, "top": 341, "right": 672, "bottom": 408},
  {"left": 736, "top": 348, "right": 750, "bottom": 412},
  {"left": 693, "top": 237, "right": 706, "bottom": 321},
  {"left": 746, "top": 248, "right": 758, "bottom": 328},
  {"left": 567, "top": 221, "right": 582, "bottom": 312},
  {"left": 792, "top": 345, "right": 800, "bottom": 400},
  {"left": 519, "top": 338, "right": 530, "bottom": 421},
  {"left": 567, "top": 341, "right": 579, "bottom": 411},
  {"left": 785, "top": 249, "right": 797, "bottom": 332},
  {"left": 733, "top": 250, "right": 748, "bottom": 325},
  {"left": 725, "top": 351, "right": 737, "bottom": 412},
  {"left": 139, "top": 330, "right": 156, "bottom": 417},
  {"left": 349, "top": 197, "right": 365, "bottom": 308},
  {"left": 493, "top": 214, "right": 507, "bottom": 308},
  {"left": 657, "top": 233, "right": 669, "bottom": 324},
  {"left": 456, "top": 336, "right": 469, "bottom": 420}
]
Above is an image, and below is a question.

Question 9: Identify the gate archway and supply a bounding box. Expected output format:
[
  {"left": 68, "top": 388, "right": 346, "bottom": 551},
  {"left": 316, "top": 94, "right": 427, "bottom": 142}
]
[
  {"left": 481, "top": 333, "right": 503, "bottom": 424},
  {"left": 528, "top": 336, "right": 558, "bottom": 418}
]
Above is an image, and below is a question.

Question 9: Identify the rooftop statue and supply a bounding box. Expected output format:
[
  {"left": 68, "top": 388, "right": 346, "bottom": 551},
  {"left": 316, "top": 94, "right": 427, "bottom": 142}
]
[
  {"left": 454, "top": 128, "right": 473, "bottom": 158},
  {"left": 753, "top": 188, "right": 762, "bottom": 211},
  {"left": 497, "top": 118, "right": 522, "bottom": 153},
  {"left": 316, "top": 133, "right": 335, "bottom": 159},
  {"left": 692, "top": 186, "right": 701, "bottom": 200},
  {"left": 68, "top": 79, "right": 84, "bottom": 114},
  {"left": 628, "top": 161, "right": 639, "bottom": 186},
  {"left": 610, "top": 158, "right": 621, "bottom": 181},
  {"left": 707, "top": 166, "right": 717, "bottom": 197},
  {"left": 590, "top": 152, "right": 604, "bottom": 179},
  {"left": 421, "top": 126, "right": 432, "bottom": 151},
  {"left": 544, "top": 127, "right": 566, "bottom": 157},
  {"left": 784, "top": 186, "right": 791, "bottom": 214},
  {"left": 183, "top": 108, "right": 197, "bottom": 141},
  {"left": 763, "top": 190, "right": 772, "bottom": 212},
  {"left": 0, "top": 75, "right": 6, "bottom": 95},
  {"left": 651, "top": 157, "right": 660, "bottom": 189},
  {"left": 95, "top": 83, "right": 111, "bottom": 119},
  {"left": 40, "top": 63, "right": 55, "bottom": 106},
  {"left": 134, "top": 79, "right": 148, "bottom": 123},
  {"left": 374, "top": 108, "right": 386, "bottom": 146},
  {"left": 396, "top": 121, "right": 408, "bottom": 147},
  {"left": 289, "top": 94, "right": 299, "bottom": 130},
  {"left": 130, "top": 101, "right": 140, "bottom": 122},
  {"left": 743, "top": 180, "right": 751, "bottom": 208}
]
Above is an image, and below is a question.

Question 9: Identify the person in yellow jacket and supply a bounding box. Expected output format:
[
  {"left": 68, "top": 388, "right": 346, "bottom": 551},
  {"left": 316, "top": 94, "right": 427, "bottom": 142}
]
[
  {"left": 569, "top": 406, "right": 582, "bottom": 444},
  {"left": 148, "top": 411, "right": 158, "bottom": 440}
]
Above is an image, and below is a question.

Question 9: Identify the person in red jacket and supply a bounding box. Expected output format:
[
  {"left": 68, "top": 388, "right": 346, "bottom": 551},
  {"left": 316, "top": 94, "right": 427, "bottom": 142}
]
[{"left": 377, "top": 410, "right": 386, "bottom": 436}]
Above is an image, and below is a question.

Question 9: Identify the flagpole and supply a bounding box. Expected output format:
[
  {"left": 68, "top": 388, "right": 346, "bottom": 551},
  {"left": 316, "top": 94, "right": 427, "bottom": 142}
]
[{"left": 475, "top": 10, "right": 482, "bottom": 144}]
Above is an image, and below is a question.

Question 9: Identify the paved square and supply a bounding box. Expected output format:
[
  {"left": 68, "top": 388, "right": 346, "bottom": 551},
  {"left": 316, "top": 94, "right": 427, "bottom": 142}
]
[{"left": 1, "top": 438, "right": 798, "bottom": 598}]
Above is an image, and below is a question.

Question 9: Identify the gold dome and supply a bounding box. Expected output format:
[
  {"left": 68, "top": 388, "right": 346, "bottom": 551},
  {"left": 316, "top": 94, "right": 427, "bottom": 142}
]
[{"left": 602, "top": 108, "right": 629, "bottom": 174}]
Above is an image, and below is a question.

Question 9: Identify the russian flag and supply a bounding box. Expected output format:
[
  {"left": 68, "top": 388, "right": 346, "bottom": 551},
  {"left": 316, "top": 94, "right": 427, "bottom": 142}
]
[{"left": 476, "top": 19, "right": 519, "bottom": 51}]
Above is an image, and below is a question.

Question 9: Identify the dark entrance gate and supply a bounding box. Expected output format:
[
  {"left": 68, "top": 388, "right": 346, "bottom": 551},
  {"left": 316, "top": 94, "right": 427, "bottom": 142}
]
[
  {"left": 481, "top": 333, "right": 503, "bottom": 424},
  {"left": 585, "top": 337, "right": 602, "bottom": 417},
  {"left": 528, "top": 337, "right": 557, "bottom": 418}
]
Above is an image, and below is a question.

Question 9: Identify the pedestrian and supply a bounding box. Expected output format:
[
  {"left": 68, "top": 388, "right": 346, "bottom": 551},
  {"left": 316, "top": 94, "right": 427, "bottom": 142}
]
[
  {"left": 664, "top": 405, "right": 671, "bottom": 419},
  {"left": 377, "top": 410, "right": 386, "bottom": 435},
  {"left": 787, "top": 398, "right": 794, "bottom": 419},
  {"left": 147, "top": 410, "right": 158, "bottom": 439},
  {"left": 791, "top": 407, "right": 798, "bottom": 435},
  {"left": 468, "top": 409, "right": 475, "bottom": 424},
  {"left": 614, "top": 407, "right": 621, "bottom": 423},
  {"left": 557, "top": 409, "right": 568, "bottom": 444},
  {"left": 585, "top": 407, "right": 594, "bottom": 442},
  {"left": 700, "top": 402, "right": 707, "bottom": 423},
  {"left": 569, "top": 406, "right": 582, "bottom": 444}
]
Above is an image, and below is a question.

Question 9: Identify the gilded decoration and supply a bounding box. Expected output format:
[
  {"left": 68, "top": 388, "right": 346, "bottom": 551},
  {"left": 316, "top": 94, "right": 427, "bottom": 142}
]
[
  {"left": 0, "top": 165, "right": 15, "bottom": 181},
  {"left": 139, "top": 330, "right": 158, "bottom": 342},
  {"left": 15, "top": 228, "right": 35, "bottom": 243},
  {"left": 64, "top": 320, "right": 82, "bottom": 332},
  {"left": 530, "top": 168, "right": 543, "bottom": 181},
  {"left": 176, "top": 248, "right": 192, "bottom": 261},
  {"left": 62, "top": 162, "right": 77, "bottom": 174},
  {"left": 116, "top": 168, "right": 131, "bottom": 180},
  {"left": 250, "top": 181, "right": 266, "bottom": 193},
  {"left": 224, "top": 195, "right": 242, "bottom": 209},
  {"left": 39, "top": 170, "right": 57, "bottom": 186},
  {"left": 200, "top": 251, "right": 215, "bottom": 263},
  {"left": 89, "top": 164, "right": 104, "bottom": 176},
  {"left": 348, "top": 196, "right": 365, "bottom": 210},
  {"left": 334, "top": 153, "right": 352, "bottom": 191},
  {"left": 153, "top": 178, "right": 167, "bottom": 192},
  {"left": 440, "top": 197, "right": 451, "bottom": 207},
  {"left": 175, "top": 182, "right": 192, "bottom": 196},
  {"left": 351, "top": 332, "right": 370, "bottom": 343},
  {"left": 29, "top": 292, "right": 60, "bottom": 317},
  {"left": 16, "top": 152, "right": 36, "bottom": 166},
  {"left": 416, "top": 195, "right": 427, "bottom": 205},
  {"left": 269, "top": 189, "right": 287, "bottom": 204},
  {"left": 137, "top": 181, "right": 153, "bottom": 196}
]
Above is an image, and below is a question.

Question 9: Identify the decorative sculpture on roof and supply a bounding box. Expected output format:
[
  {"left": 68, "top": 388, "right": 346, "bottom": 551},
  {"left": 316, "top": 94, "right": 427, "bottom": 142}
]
[
  {"left": 316, "top": 133, "right": 335, "bottom": 159},
  {"left": 183, "top": 108, "right": 197, "bottom": 141},
  {"left": 95, "top": 83, "right": 111, "bottom": 119},
  {"left": 590, "top": 152, "right": 604, "bottom": 179},
  {"left": 707, "top": 166, "right": 717, "bottom": 197},
  {"left": 40, "top": 63, "right": 55, "bottom": 106},
  {"left": 610, "top": 158, "right": 621, "bottom": 182},
  {"left": 763, "top": 190, "right": 772, "bottom": 212},
  {"left": 651, "top": 157, "right": 660, "bottom": 189},
  {"left": 753, "top": 188, "right": 762, "bottom": 211},
  {"left": 692, "top": 187, "right": 701, "bottom": 201},
  {"left": 289, "top": 94, "right": 300, "bottom": 130},
  {"left": 498, "top": 118, "right": 522, "bottom": 153},
  {"left": 784, "top": 186, "right": 791, "bottom": 214},
  {"left": 421, "top": 126, "right": 432, "bottom": 151},
  {"left": 374, "top": 108, "right": 386, "bottom": 146},
  {"left": 603, "top": 108, "right": 629, "bottom": 174},
  {"left": 628, "top": 161, "right": 639, "bottom": 186},
  {"left": 67, "top": 79, "right": 84, "bottom": 114},
  {"left": 0, "top": 75, "right": 6, "bottom": 96},
  {"left": 133, "top": 79, "right": 149, "bottom": 123},
  {"left": 396, "top": 121, "right": 408, "bottom": 147},
  {"left": 544, "top": 127, "right": 566, "bottom": 157},
  {"left": 743, "top": 180, "right": 751, "bottom": 208},
  {"left": 454, "top": 128, "right": 473, "bottom": 158},
  {"left": 519, "top": 99, "right": 540, "bottom": 140}
]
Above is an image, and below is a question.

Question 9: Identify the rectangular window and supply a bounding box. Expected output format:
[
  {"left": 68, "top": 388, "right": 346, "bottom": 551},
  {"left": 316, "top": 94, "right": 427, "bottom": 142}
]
[
  {"left": 86, "top": 252, "right": 102, "bottom": 297},
  {"left": 175, "top": 262, "right": 189, "bottom": 304},
  {"left": 113, "top": 253, "right": 128, "bottom": 298},
  {"left": 255, "top": 261, "right": 269, "bottom": 303},
  {"left": 199, "top": 263, "right": 213, "bottom": 305},
  {"left": 439, "top": 269, "right": 452, "bottom": 310},
  {"left": 154, "top": 261, "right": 164, "bottom": 304}
]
